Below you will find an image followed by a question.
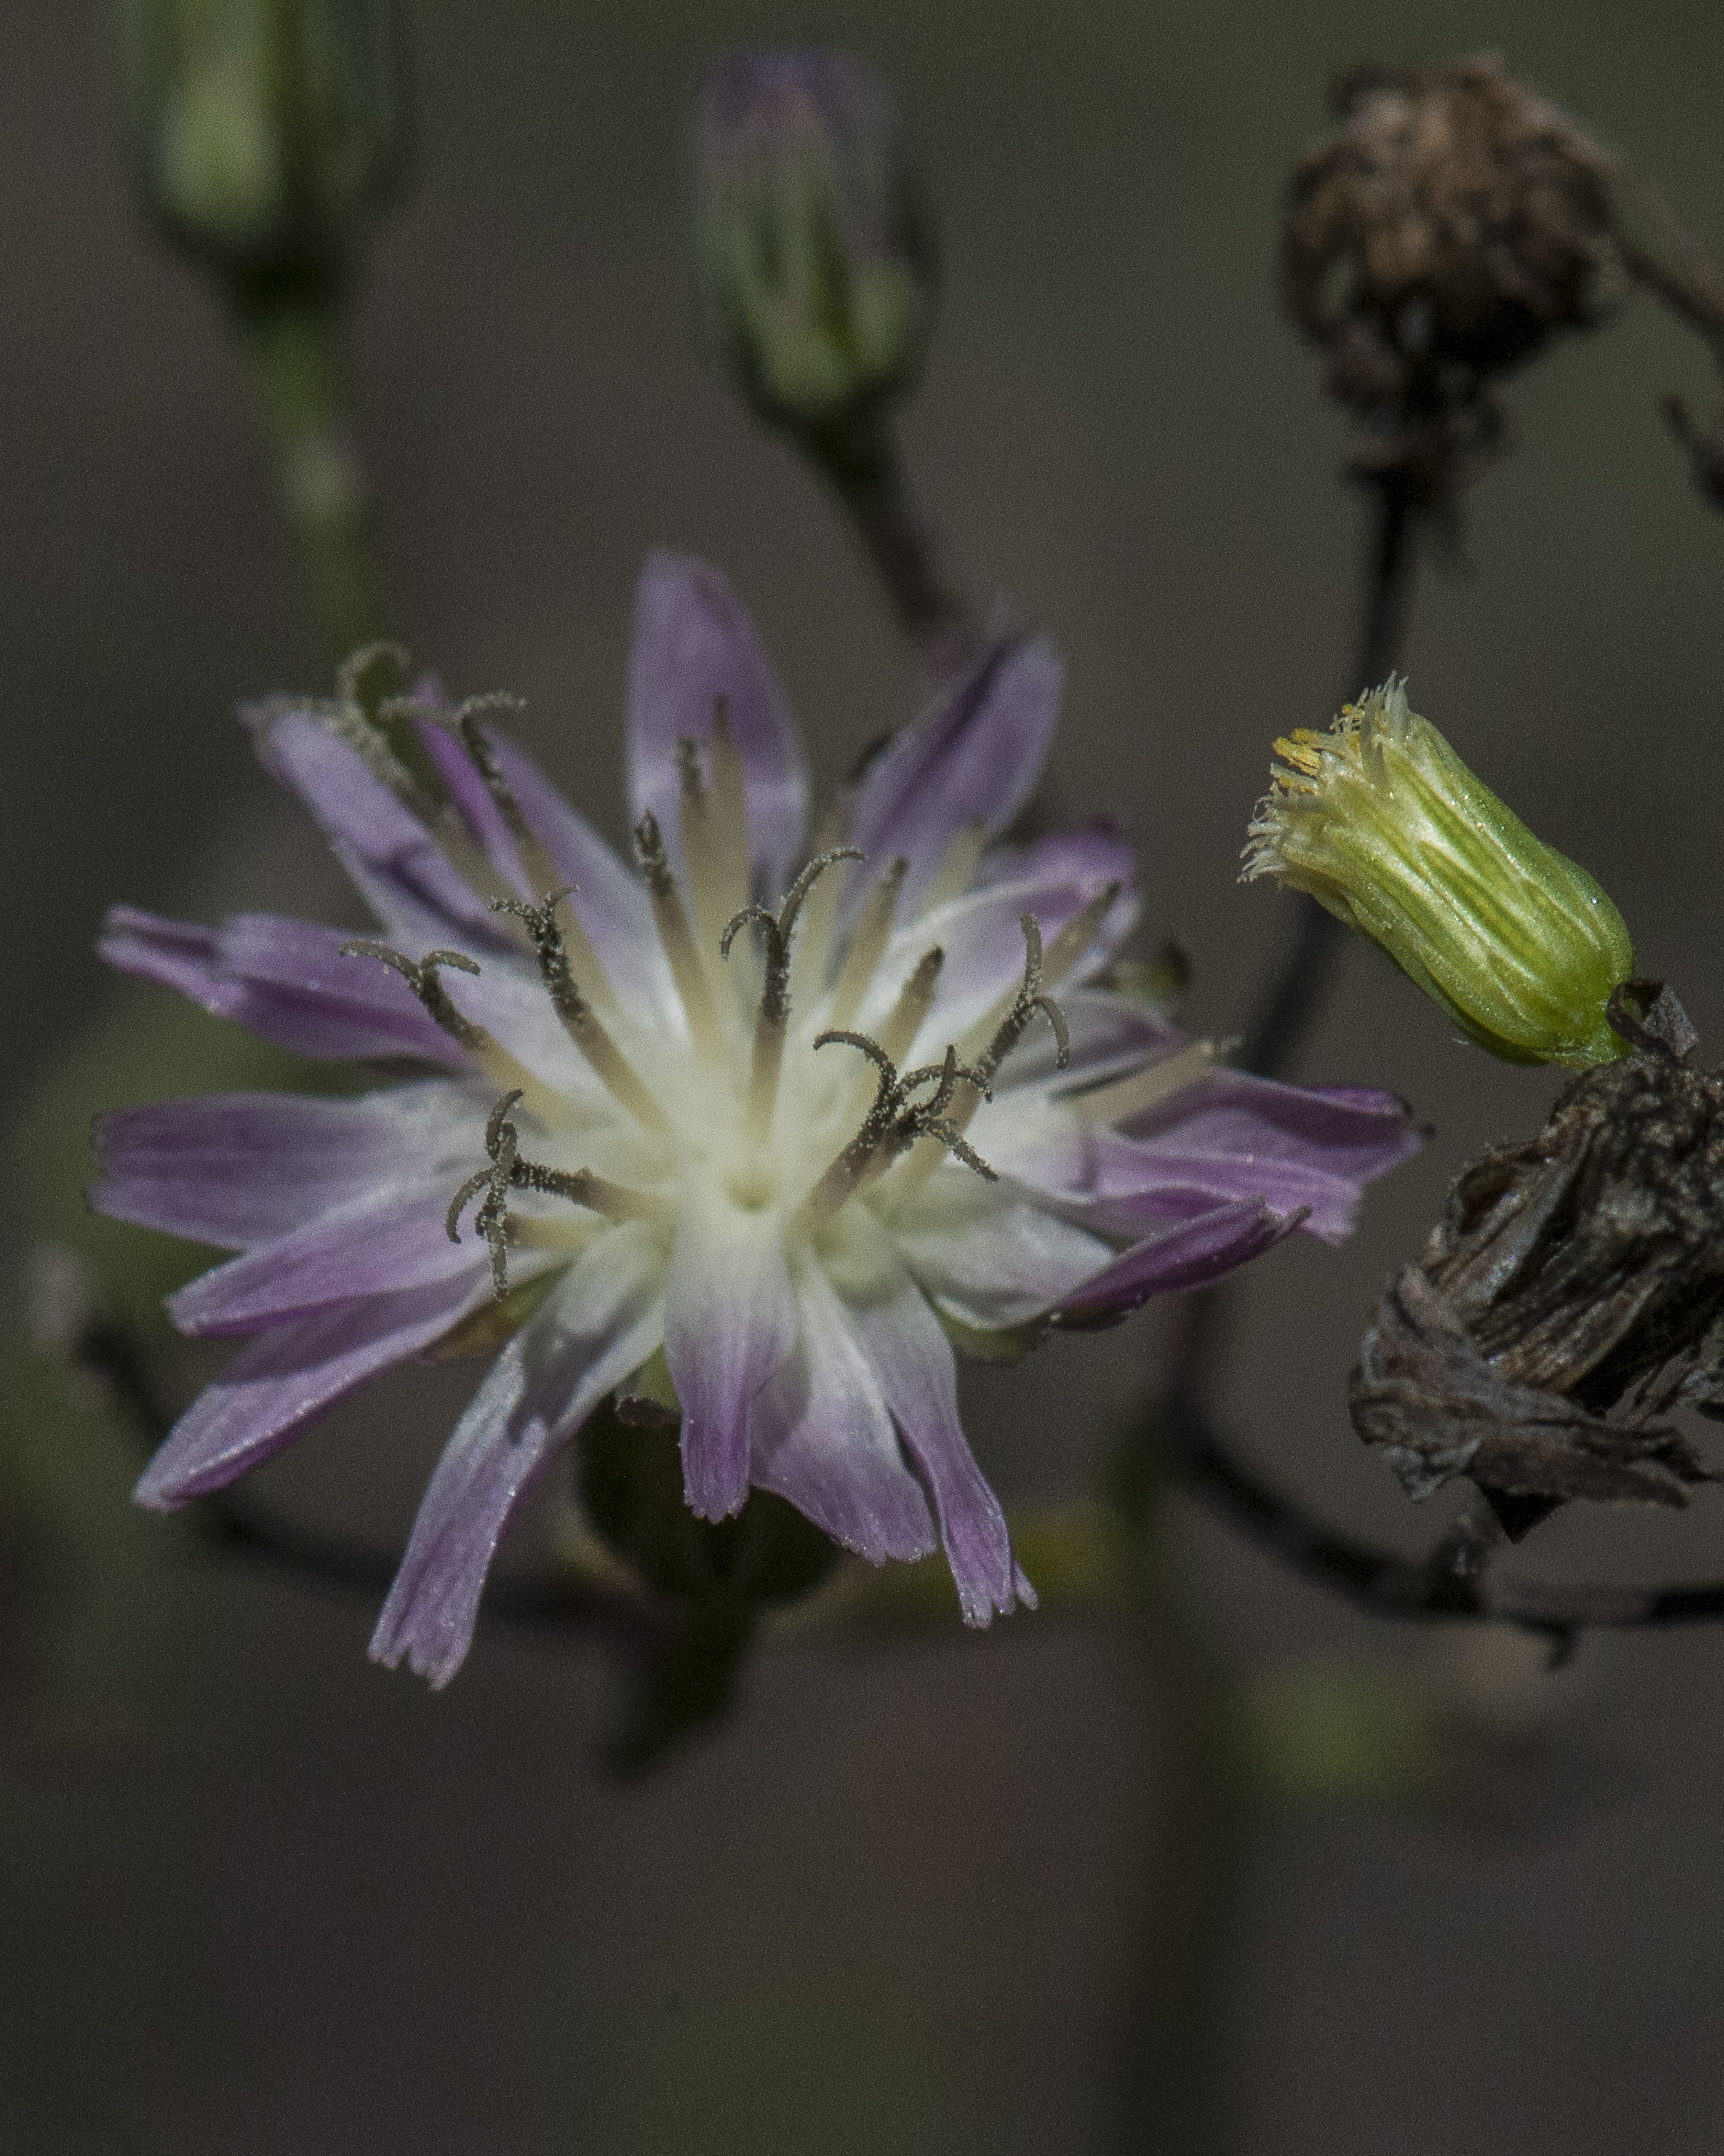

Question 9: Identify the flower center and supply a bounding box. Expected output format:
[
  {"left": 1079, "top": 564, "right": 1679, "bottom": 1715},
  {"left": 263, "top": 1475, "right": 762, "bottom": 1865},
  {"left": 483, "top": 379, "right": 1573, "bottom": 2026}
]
[{"left": 346, "top": 709, "right": 1084, "bottom": 1299}]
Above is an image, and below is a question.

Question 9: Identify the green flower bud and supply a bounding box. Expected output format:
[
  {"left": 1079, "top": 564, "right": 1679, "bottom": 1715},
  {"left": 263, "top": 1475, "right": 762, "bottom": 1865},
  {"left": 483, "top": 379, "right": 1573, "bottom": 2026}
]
[
  {"left": 694, "top": 51, "right": 936, "bottom": 439},
  {"left": 1243, "top": 680, "right": 1635, "bottom": 1067},
  {"left": 113, "top": 0, "right": 409, "bottom": 293}
]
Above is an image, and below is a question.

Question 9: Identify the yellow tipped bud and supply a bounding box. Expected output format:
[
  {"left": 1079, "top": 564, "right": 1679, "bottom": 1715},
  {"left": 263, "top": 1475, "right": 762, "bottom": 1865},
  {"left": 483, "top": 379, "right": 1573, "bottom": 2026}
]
[{"left": 1243, "top": 680, "right": 1635, "bottom": 1068}]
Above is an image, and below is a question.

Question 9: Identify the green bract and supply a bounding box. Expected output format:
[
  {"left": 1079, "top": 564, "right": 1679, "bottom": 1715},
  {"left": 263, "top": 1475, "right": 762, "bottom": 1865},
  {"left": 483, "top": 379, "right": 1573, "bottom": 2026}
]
[
  {"left": 695, "top": 52, "right": 936, "bottom": 439},
  {"left": 1243, "top": 681, "right": 1635, "bottom": 1068},
  {"left": 114, "top": 0, "right": 408, "bottom": 287}
]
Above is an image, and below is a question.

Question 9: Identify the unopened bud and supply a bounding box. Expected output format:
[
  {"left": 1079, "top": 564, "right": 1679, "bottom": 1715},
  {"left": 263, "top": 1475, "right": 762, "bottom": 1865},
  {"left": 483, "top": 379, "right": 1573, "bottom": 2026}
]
[
  {"left": 1244, "top": 680, "right": 1635, "bottom": 1068},
  {"left": 694, "top": 50, "right": 936, "bottom": 439},
  {"left": 113, "top": 0, "right": 409, "bottom": 295}
]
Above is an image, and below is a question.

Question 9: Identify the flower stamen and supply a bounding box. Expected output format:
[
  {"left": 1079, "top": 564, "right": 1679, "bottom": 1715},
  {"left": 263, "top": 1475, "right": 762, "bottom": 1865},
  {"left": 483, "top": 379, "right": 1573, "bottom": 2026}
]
[
  {"left": 797, "top": 1032, "right": 996, "bottom": 1236},
  {"left": 489, "top": 892, "right": 670, "bottom": 1134},
  {"left": 1037, "top": 881, "right": 1122, "bottom": 993},
  {"left": 970, "top": 915, "right": 1070, "bottom": 1094},
  {"left": 633, "top": 811, "right": 723, "bottom": 1063},
  {"left": 876, "top": 946, "right": 946, "bottom": 1067},
  {"left": 446, "top": 1089, "right": 667, "bottom": 1297},
  {"left": 707, "top": 702, "right": 753, "bottom": 936},
  {"left": 919, "top": 818, "right": 988, "bottom": 917},
  {"left": 677, "top": 734, "right": 737, "bottom": 972},
  {"left": 827, "top": 856, "right": 907, "bottom": 1028},
  {"left": 454, "top": 700, "right": 618, "bottom": 1013},
  {"left": 339, "top": 940, "right": 568, "bottom": 1125},
  {"left": 1074, "top": 1038, "right": 1227, "bottom": 1125},
  {"left": 787, "top": 804, "right": 849, "bottom": 1010},
  {"left": 722, "top": 846, "right": 864, "bottom": 1140},
  {"left": 887, "top": 914, "right": 1071, "bottom": 1198}
]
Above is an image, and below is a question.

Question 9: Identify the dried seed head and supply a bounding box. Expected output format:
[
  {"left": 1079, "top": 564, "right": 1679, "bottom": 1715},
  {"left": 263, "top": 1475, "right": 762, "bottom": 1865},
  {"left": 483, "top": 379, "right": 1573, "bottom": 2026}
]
[
  {"left": 1352, "top": 1011, "right": 1724, "bottom": 1536},
  {"left": 1282, "top": 57, "right": 1623, "bottom": 500}
]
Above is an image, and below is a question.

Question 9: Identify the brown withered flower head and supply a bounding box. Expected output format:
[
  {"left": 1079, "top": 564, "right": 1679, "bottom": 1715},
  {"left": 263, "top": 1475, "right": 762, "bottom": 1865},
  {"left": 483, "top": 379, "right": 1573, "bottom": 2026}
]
[
  {"left": 1282, "top": 56, "right": 1625, "bottom": 507},
  {"left": 1352, "top": 983, "right": 1724, "bottom": 1540}
]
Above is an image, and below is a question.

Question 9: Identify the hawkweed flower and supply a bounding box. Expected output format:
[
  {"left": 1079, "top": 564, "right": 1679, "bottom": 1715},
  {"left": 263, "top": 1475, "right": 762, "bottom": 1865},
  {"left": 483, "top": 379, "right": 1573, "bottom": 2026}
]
[
  {"left": 96, "top": 556, "right": 1418, "bottom": 1683},
  {"left": 1244, "top": 679, "right": 1635, "bottom": 1068},
  {"left": 694, "top": 50, "right": 935, "bottom": 441}
]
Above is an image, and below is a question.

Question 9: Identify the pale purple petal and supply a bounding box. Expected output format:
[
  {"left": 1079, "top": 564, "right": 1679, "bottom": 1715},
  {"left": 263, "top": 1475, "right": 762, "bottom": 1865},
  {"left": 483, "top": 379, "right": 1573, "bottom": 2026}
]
[
  {"left": 413, "top": 718, "right": 533, "bottom": 900},
  {"left": 749, "top": 1260, "right": 936, "bottom": 1564},
  {"left": 91, "top": 1083, "right": 475, "bottom": 1250},
  {"left": 218, "top": 912, "right": 480, "bottom": 1061},
  {"left": 167, "top": 1182, "right": 494, "bottom": 1338},
  {"left": 1072, "top": 1143, "right": 1373, "bottom": 1241},
  {"left": 1048, "top": 1202, "right": 1302, "bottom": 1330},
  {"left": 893, "top": 1192, "right": 1114, "bottom": 1330},
  {"left": 999, "top": 986, "right": 1183, "bottom": 1094},
  {"left": 99, "top": 906, "right": 469, "bottom": 1065},
  {"left": 980, "top": 1059, "right": 1419, "bottom": 1241},
  {"left": 483, "top": 731, "right": 665, "bottom": 994},
  {"left": 664, "top": 1192, "right": 798, "bottom": 1520},
  {"left": 1120, "top": 1071, "right": 1421, "bottom": 1185},
  {"left": 370, "top": 1223, "right": 665, "bottom": 1688},
  {"left": 261, "top": 709, "right": 504, "bottom": 946},
  {"left": 974, "top": 820, "right": 1136, "bottom": 896},
  {"left": 845, "top": 636, "right": 1063, "bottom": 920},
  {"left": 135, "top": 1270, "right": 493, "bottom": 1507},
  {"left": 230, "top": 899, "right": 586, "bottom": 1102},
  {"left": 982, "top": 1111, "right": 1371, "bottom": 1244},
  {"left": 627, "top": 552, "right": 809, "bottom": 893},
  {"left": 1112, "top": 1072, "right": 1420, "bottom": 1241},
  {"left": 99, "top": 908, "right": 225, "bottom": 1005},
  {"left": 838, "top": 1224, "right": 1025, "bottom": 1624},
  {"left": 861, "top": 864, "right": 1136, "bottom": 1059}
]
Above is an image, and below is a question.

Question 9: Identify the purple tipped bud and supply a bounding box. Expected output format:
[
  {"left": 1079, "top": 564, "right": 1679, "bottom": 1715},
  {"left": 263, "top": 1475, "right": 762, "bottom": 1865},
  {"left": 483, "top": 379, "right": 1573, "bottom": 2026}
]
[
  {"left": 114, "top": 0, "right": 410, "bottom": 296},
  {"left": 694, "top": 50, "right": 936, "bottom": 437}
]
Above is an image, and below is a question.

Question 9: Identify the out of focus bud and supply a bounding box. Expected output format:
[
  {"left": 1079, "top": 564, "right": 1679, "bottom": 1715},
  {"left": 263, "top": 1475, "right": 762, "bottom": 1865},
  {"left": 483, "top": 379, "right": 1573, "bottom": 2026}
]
[
  {"left": 1244, "top": 680, "right": 1634, "bottom": 1068},
  {"left": 1282, "top": 57, "right": 1621, "bottom": 500},
  {"left": 694, "top": 50, "right": 936, "bottom": 441},
  {"left": 113, "top": 0, "right": 409, "bottom": 296}
]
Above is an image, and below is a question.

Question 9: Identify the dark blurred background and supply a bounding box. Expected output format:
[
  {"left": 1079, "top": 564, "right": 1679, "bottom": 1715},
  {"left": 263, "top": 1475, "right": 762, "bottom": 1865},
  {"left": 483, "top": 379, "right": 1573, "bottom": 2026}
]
[{"left": 6, "top": 1, "right": 1724, "bottom": 2150}]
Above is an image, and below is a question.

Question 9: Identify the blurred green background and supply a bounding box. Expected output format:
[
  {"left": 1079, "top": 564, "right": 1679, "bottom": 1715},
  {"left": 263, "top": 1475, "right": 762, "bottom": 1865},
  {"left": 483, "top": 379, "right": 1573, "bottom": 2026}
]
[{"left": 6, "top": 1, "right": 1724, "bottom": 2149}]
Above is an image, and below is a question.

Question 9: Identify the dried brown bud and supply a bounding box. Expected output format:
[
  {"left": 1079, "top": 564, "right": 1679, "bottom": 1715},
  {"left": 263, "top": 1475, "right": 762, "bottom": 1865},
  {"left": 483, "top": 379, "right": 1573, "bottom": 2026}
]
[
  {"left": 1352, "top": 986, "right": 1724, "bottom": 1537},
  {"left": 1282, "top": 56, "right": 1624, "bottom": 501}
]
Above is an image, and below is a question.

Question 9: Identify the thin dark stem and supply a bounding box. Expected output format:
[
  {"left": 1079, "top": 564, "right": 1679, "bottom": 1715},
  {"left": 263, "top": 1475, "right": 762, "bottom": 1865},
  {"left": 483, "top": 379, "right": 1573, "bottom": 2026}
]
[
  {"left": 74, "top": 1316, "right": 663, "bottom": 1661},
  {"left": 803, "top": 409, "right": 986, "bottom": 684},
  {"left": 1163, "top": 475, "right": 1422, "bottom": 1445},
  {"left": 1239, "top": 472, "right": 1418, "bottom": 1082},
  {"left": 1108, "top": 1464, "right": 1248, "bottom": 2156},
  {"left": 1162, "top": 1394, "right": 1724, "bottom": 1646}
]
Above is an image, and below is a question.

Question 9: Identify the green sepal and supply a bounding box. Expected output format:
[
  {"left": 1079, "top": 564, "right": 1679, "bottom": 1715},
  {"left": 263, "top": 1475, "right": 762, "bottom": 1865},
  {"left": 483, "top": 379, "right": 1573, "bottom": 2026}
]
[
  {"left": 579, "top": 1399, "right": 841, "bottom": 1767},
  {"left": 932, "top": 1304, "right": 1036, "bottom": 1364},
  {"left": 579, "top": 1399, "right": 839, "bottom": 1608},
  {"left": 420, "top": 1269, "right": 559, "bottom": 1364}
]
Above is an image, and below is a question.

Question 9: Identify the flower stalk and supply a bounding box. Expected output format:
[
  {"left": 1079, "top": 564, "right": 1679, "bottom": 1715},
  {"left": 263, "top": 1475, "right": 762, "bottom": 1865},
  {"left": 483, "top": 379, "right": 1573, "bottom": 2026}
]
[{"left": 239, "top": 285, "right": 391, "bottom": 657}]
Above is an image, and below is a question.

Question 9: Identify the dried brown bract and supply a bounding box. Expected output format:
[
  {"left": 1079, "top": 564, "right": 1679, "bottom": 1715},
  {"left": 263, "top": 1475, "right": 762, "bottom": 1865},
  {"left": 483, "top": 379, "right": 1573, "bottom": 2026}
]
[
  {"left": 1352, "top": 985, "right": 1724, "bottom": 1537},
  {"left": 1282, "top": 56, "right": 1624, "bottom": 505}
]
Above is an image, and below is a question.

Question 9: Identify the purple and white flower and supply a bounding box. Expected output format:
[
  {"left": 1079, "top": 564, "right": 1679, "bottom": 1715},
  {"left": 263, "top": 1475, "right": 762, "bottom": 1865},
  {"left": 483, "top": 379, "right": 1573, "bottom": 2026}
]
[{"left": 94, "top": 554, "right": 1420, "bottom": 1683}]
